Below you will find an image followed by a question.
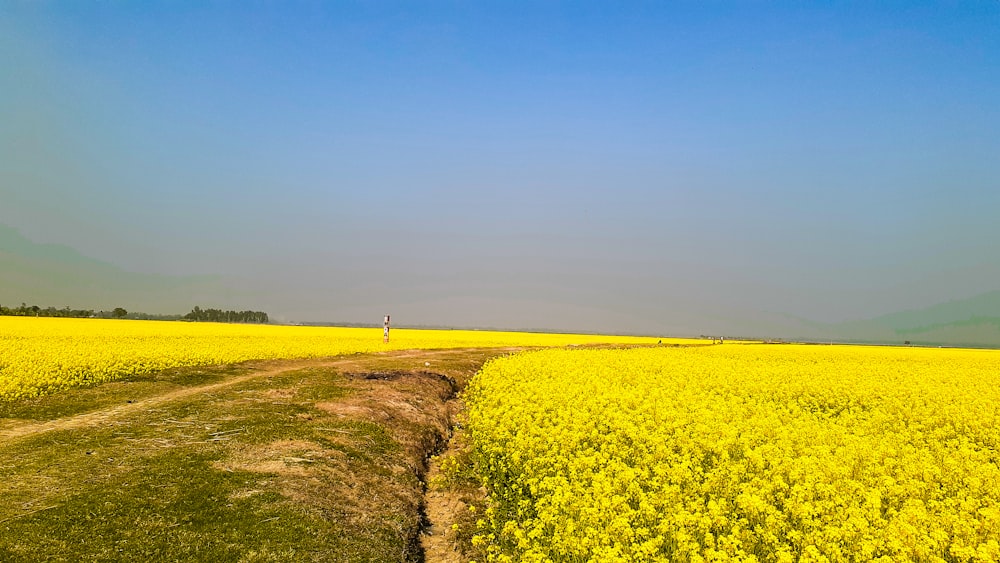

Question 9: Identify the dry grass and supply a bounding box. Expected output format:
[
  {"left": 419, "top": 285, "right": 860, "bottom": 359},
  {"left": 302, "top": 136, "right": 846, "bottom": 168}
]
[{"left": 0, "top": 348, "right": 512, "bottom": 562}]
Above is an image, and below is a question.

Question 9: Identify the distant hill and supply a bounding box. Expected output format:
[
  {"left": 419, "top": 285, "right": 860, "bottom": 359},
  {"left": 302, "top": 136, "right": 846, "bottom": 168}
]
[
  {"left": 0, "top": 224, "right": 229, "bottom": 313},
  {"left": 873, "top": 291, "right": 1000, "bottom": 331},
  {"left": 829, "top": 291, "right": 1000, "bottom": 348}
]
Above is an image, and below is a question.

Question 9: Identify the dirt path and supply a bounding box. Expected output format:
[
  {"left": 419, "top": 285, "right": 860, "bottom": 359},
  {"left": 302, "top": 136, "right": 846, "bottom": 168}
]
[
  {"left": 0, "top": 360, "right": 326, "bottom": 441},
  {"left": 2, "top": 346, "right": 503, "bottom": 562},
  {"left": 0, "top": 347, "right": 496, "bottom": 442},
  {"left": 422, "top": 452, "right": 470, "bottom": 563}
]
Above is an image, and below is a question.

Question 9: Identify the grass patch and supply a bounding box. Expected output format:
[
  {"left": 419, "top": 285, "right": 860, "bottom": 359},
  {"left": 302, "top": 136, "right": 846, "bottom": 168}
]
[
  {"left": 0, "top": 450, "right": 312, "bottom": 562},
  {"left": 0, "top": 348, "right": 508, "bottom": 562}
]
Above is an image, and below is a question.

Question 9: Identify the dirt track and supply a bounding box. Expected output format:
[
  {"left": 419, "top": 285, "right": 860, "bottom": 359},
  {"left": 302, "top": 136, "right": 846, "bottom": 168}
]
[
  {"left": 0, "top": 348, "right": 501, "bottom": 442},
  {"left": 1, "top": 359, "right": 337, "bottom": 441},
  {"left": 0, "top": 347, "right": 510, "bottom": 562}
]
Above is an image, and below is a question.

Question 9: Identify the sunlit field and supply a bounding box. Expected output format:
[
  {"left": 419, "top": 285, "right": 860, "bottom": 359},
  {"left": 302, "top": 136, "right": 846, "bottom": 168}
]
[
  {"left": 0, "top": 317, "right": 675, "bottom": 401},
  {"left": 466, "top": 345, "right": 1000, "bottom": 562}
]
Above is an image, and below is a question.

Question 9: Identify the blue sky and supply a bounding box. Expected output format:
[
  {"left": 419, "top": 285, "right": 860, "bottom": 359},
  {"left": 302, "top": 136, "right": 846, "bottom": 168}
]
[{"left": 2, "top": 2, "right": 999, "bottom": 332}]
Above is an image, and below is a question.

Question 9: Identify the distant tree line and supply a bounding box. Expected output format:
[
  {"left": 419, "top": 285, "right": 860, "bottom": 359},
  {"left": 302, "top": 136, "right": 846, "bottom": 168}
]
[
  {"left": 183, "top": 306, "right": 269, "bottom": 324},
  {"left": 1, "top": 303, "right": 267, "bottom": 324},
  {"left": 97, "top": 310, "right": 184, "bottom": 321},
  {"left": 0, "top": 303, "right": 97, "bottom": 318},
  {"left": 0, "top": 303, "right": 185, "bottom": 320}
]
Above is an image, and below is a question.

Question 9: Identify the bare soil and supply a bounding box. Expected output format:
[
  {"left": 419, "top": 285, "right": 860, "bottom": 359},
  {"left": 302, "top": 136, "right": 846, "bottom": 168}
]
[{"left": 422, "top": 447, "right": 473, "bottom": 563}]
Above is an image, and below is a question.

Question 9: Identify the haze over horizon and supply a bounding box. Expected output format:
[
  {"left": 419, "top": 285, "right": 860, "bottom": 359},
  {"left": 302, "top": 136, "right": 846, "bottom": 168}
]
[{"left": 3, "top": 3, "right": 999, "bottom": 335}]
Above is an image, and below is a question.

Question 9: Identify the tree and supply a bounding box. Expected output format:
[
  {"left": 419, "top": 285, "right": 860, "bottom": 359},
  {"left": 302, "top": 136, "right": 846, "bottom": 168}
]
[
  {"left": 112, "top": 307, "right": 128, "bottom": 319},
  {"left": 183, "top": 305, "right": 267, "bottom": 324}
]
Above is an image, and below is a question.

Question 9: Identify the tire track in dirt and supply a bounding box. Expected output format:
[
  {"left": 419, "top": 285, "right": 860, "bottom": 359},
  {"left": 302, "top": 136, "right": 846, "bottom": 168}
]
[{"left": 0, "top": 348, "right": 500, "bottom": 442}]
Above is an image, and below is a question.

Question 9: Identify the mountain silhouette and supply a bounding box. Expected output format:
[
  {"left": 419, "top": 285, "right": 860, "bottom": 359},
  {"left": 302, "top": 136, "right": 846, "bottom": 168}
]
[{"left": 0, "top": 224, "right": 229, "bottom": 313}]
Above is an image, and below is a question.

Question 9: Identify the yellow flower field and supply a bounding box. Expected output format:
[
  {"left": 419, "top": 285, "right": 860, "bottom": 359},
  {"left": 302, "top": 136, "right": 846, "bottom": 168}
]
[
  {"left": 466, "top": 345, "right": 1000, "bottom": 563},
  {"left": 0, "top": 317, "right": 670, "bottom": 402}
]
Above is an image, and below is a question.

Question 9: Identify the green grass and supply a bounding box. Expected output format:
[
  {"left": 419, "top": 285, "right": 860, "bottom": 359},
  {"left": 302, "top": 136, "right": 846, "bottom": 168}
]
[{"left": 0, "top": 348, "right": 509, "bottom": 562}]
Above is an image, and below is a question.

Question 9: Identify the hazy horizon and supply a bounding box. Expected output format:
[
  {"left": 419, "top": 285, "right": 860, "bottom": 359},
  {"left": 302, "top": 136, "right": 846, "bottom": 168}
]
[{"left": 3, "top": 3, "right": 999, "bottom": 335}]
